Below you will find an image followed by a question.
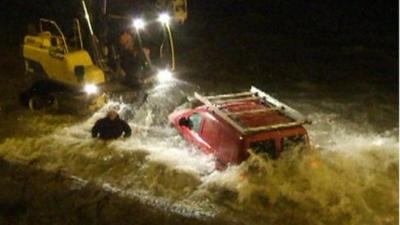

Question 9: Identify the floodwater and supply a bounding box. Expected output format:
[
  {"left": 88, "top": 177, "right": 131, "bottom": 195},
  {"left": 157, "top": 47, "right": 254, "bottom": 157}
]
[
  {"left": 0, "top": 2, "right": 398, "bottom": 220},
  {"left": 0, "top": 74, "right": 398, "bottom": 224}
]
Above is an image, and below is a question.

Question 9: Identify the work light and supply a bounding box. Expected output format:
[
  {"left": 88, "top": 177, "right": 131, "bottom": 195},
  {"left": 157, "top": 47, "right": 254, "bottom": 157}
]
[
  {"left": 133, "top": 18, "right": 145, "bottom": 29},
  {"left": 84, "top": 84, "right": 98, "bottom": 94},
  {"left": 158, "top": 13, "right": 170, "bottom": 24}
]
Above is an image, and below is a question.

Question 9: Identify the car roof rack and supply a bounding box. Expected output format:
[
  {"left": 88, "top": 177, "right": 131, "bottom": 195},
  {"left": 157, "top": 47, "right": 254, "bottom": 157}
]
[{"left": 194, "top": 86, "right": 311, "bottom": 135}]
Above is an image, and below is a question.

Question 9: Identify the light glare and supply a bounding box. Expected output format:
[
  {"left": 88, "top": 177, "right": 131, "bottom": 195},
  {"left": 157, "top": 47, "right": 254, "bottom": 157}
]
[
  {"left": 84, "top": 84, "right": 98, "bottom": 94},
  {"left": 157, "top": 69, "right": 173, "bottom": 82},
  {"left": 158, "top": 13, "right": 170, "bottom": 24},
  {"left": 133, "top": 18, "right": 145, "bottom": 29}
]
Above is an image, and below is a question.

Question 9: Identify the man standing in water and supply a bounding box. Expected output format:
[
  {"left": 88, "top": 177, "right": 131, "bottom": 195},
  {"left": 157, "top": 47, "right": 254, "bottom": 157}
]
[{"left": 92, "top": 110, "right": 132, "bottom": 140}]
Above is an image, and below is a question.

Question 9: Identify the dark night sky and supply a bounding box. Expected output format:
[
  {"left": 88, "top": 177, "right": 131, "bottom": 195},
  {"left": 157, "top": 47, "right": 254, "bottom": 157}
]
[
  {"left": 189, "top": 0, "right": 398, "bottom": 37},
  {"left": 0, "top": 0, "right": 397, "bottom": 47}
]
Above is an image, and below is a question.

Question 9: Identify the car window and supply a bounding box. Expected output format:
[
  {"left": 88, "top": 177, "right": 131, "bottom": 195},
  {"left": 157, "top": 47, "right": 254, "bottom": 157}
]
[
  {"left": 250, "top": 139, "right": 277, "bottom": 159},
  {"left": 283, "top": 135, "right": 306, "bottom": 151},
  {"left": 188, "top": 113, "right": 203, "bottom": 133}
]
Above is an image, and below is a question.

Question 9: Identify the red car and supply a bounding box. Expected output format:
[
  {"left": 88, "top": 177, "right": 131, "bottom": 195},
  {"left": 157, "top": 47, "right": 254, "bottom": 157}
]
[{"left": 169, "top": 86, "right": 311, "bottom": 169}]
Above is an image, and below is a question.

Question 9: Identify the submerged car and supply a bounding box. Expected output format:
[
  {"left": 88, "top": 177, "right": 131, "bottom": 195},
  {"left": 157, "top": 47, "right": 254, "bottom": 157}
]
[{"left": 169, "top": 86, "right": 311, "bottom": 169}]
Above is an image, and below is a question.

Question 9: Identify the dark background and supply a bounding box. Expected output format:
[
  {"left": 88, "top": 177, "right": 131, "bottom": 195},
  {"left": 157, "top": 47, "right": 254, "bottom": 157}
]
[
  {"left": 0, "top": 0, "right": 398, "bottom": 90},
  {"left": 0, "top": 0, "right": 397, "bottom": 45}
]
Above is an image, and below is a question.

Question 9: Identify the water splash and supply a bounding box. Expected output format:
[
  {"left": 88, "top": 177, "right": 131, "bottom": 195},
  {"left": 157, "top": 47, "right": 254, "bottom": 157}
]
[{"left": 0, "top": 89, "right": 397, "bottom": 224}]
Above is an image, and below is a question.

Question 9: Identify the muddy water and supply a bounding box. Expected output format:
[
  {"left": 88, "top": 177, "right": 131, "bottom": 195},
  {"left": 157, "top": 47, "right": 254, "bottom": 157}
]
[{"left": 0, "top": 78, "right": 397, "bottom": 225}]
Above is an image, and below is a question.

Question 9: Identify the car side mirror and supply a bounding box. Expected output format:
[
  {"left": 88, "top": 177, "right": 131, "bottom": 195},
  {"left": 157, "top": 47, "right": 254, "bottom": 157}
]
[
  {"left": 74, "top": 65, "right": 85, "bottom": 82},
  {"left": 179, "top": 117, "right": 192, "bottom": 129}
]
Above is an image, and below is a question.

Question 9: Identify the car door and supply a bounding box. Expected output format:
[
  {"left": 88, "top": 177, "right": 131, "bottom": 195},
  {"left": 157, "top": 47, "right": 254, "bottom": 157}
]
[{"left": 179, "top": 112, "right": 212, "bottom": 153}]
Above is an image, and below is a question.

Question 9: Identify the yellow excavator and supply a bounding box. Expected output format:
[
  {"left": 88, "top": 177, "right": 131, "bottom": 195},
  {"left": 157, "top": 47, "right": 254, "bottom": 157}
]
[
  {"left": 21, "top": 0, "right": 188, "bottom": 111},
  {"left": 21, "top": 17, "right": 107, "bottom": 111},
  {"left": 23, "top": 18, "right": 106, "bottom": 89}
]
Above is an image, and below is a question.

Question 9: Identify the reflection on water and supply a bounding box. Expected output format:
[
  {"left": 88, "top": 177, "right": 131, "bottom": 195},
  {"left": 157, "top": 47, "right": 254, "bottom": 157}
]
[{"left": 0, "top": 84, "right": 398, "bottom": 225}]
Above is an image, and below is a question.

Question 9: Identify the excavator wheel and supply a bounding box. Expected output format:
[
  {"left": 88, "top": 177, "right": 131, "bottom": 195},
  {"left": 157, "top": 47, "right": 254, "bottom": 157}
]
[{"left": 28, "top": 94, "right": 58, "bottom": 111}]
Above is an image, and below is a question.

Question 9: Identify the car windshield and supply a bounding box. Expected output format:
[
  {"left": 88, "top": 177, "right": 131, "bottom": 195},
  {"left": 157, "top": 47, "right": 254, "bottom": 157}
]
[
  {"left": 250, "top": 139, "right": 277, "bottom": 159},
  {"left": 283, "top": 135, "right": 307, "bottom": 151}
]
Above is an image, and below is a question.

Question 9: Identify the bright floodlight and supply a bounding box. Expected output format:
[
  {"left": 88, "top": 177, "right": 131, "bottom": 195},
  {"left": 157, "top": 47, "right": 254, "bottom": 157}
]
[
  {"left": 157, "top": 69, "right": 173, "bottom": 82},
  {"left": 133, "top": 18, "right": 145, "bottom": 29},
  {"left": 84, "top": 84, "right": 98, "bottom": 94},
  {"left": 158, "top": 13, "right": 170, "bottom": 24}
]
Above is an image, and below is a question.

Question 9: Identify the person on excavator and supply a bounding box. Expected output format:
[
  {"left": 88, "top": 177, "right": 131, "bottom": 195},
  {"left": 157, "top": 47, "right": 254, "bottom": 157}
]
[
  {"left": 118, "top": 31, "right": 151, "bottom": 86},
  {"left": 92, "top": 110, "right": 132, "bottom": 140}
]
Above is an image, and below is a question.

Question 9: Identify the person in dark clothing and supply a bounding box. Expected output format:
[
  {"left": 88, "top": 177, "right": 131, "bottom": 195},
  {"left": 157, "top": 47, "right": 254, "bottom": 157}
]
[
  {"left": 118, "top": 31, "right": 152, "bottom": 86},
  {"left": 92, "top": 110, "right": 132, "bottom": 140}
]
